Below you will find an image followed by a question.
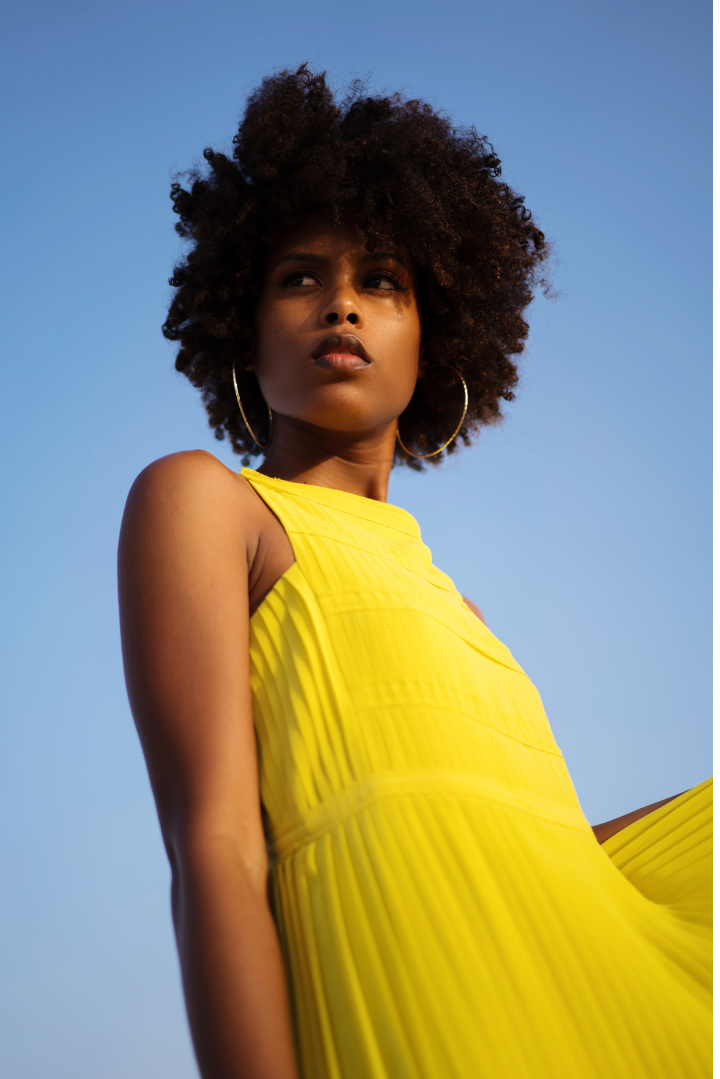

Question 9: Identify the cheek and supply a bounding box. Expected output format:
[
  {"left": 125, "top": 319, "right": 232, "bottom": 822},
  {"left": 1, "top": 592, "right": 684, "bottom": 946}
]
[
  {"left": 255, "top": 301, "right": 296, "bottom": 363},
  {"left": 253, "top": 302, "right": 314, "bottom": 410},
  {"left": 382, "top": 308, "right": 422, "bottom": 378},
  {"left": 254, "top": 312, "right": 310, "bottom": 400}
]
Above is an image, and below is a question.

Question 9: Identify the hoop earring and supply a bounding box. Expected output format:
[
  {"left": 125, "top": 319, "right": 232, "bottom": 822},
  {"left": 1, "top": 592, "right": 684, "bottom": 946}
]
[
  {"left": 396, "top": 368, "right": 469, "bottom": 459},
  {"left": 232, "top": 365, "right": 273, "bottom": 450}
]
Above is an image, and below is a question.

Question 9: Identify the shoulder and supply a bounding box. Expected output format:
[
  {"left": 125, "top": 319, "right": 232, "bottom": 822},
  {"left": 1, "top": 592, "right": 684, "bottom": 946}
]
[
  {"left": 120, "top": 451, "right": 262, "bottom": 557},
  {"left": 127, "top": 449, "right": 251, "bottom": 504},
  {"left": 124, "top": 450, "right": 263, "bottom": 522}
]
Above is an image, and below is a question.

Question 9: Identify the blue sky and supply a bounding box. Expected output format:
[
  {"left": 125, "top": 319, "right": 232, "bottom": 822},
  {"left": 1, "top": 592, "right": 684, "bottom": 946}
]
[{"left": 0, "top": 1, "right": 710, "bottom": 1075}]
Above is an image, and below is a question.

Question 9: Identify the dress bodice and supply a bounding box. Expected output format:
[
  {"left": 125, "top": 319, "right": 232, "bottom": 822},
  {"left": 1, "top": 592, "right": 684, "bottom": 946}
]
[{"left": 241, "top": 467, "right": 711, "bottom": 1079}]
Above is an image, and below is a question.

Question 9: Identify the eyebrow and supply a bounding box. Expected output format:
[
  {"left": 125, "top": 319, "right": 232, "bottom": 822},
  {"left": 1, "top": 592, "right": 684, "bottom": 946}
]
[
  {"left": 360, "top": 250, "right": 408, "bottom": 268},
  {"left": 272, "top": 251, "right": 329, "bottom": 269},
  {"left": 271, "top": 249, "right": 408, "bottom": 270}
]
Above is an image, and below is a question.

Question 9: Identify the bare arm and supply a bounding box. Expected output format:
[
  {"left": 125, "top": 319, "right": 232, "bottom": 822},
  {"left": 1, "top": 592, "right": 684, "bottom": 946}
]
[
  {"left": 462, "top": 596, "right": 487, "bottom": 625},
  {"left": 118, "top": 451, "right": 299, "bottom": 1079},
  {"left": 591, "top": 792, "right": 685, "bottom": 845},
  {"left": 460, "top": 595, "right": 688, "bottom": 849},
  {"left": 460, "top": 596, "right": 686, "bottom": 847}
]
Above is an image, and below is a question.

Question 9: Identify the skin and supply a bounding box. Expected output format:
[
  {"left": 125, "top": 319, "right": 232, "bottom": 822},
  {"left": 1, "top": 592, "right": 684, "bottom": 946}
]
[
  {"left": 118, "top": 213, "right": 680, "bottom": 1079},
  {"left": 252, "top": 212, "right": 422, "bottom": 499}
]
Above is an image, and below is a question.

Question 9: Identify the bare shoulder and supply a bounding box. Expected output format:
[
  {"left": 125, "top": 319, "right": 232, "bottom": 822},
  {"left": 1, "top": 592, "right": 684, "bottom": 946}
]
[
  {"left": 120, "top": 450, "right": 262, "bottom": 550},
  {"left": 125, "top": 450, "right": 255, "bottom": 516}
]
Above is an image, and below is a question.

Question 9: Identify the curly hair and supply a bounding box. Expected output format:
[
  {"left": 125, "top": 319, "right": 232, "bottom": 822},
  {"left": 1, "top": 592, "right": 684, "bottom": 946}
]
[{"left": 163, "top": 65, "right": 549, "bottom": 468}]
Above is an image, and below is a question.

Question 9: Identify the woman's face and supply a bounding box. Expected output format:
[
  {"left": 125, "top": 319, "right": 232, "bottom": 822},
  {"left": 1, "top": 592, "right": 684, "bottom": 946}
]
[{"left": 253, "top": 213, "right": 422, "bottom": 437}]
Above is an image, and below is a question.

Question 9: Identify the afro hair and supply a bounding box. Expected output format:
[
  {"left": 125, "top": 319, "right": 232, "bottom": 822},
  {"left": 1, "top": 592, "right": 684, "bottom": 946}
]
[{"left": 163, "top": 65, "right": 549, "bottom": 467}]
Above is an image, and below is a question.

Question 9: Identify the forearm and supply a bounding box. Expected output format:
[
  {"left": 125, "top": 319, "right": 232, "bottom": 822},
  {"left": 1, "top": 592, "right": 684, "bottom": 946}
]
[
  {"left": 592, "top": 791, "right": 685, "bottom": 845},
  {"left": 172, "top": 841, "right": 299, "bottom": 1079}
]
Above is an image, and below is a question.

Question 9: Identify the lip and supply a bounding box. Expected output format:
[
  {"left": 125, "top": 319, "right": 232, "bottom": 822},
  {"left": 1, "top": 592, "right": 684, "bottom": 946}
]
[{"left": 312, "top": 334, "right": 371, "bottom": 371}]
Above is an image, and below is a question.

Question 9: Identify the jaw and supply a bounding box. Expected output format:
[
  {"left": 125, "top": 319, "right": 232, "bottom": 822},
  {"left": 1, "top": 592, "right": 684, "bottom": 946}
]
[
  {"left": 263, "top": 410, "right": 400, "bottom": 465},
  {"left": 264, "top": 367, "right": 414, "bottom": 434}
]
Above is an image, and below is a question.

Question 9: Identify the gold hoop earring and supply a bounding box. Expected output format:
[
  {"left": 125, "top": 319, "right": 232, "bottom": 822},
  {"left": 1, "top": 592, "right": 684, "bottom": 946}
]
[
  {"left": 396, "top": 368, "right": 469, "bottom": 459},
  {"left": 232, "top": 365, "right": 273, "bottom": 450}
]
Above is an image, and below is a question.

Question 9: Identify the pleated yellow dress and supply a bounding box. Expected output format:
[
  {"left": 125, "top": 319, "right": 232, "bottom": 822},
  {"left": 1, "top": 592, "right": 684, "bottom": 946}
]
[{"left": 243, "top": 469, "right": 712, "bottom": 1079}]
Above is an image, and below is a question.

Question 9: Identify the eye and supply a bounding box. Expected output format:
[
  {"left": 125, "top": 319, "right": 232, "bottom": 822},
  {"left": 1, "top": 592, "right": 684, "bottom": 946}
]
[
  {"left": 364, "top": 272, "right": 404, "bottom": 291},
  {"left": 280, "top": 271, "right": 319, "bottom": 288}
]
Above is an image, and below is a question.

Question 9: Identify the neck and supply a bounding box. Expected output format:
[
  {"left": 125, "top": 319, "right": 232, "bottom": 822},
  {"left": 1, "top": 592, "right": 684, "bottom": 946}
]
[{"left": 256, "top": 415, "right": 397, "bottom": 502}]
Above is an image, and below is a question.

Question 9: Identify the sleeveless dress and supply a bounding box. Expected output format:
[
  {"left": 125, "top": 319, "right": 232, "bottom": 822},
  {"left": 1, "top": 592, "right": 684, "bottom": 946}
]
[{"left": 242, "top": 468, "right": 712, "bottom": 1079}]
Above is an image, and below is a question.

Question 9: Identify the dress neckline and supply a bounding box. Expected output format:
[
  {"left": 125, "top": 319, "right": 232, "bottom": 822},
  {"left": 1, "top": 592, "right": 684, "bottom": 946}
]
[{"left": 241, "top": 468, "right": 421, "bottom": 539}]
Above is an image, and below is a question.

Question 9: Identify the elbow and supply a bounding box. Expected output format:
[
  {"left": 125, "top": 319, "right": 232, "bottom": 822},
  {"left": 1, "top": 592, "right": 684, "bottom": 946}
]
[{"left": 168, "top": 824, "right": 271, "bottom": 903}]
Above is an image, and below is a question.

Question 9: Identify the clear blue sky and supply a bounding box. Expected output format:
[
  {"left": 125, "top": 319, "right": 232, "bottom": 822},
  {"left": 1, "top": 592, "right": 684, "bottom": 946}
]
[{"left": 0, "top": 1, "right": 710, "bottom": 1075}]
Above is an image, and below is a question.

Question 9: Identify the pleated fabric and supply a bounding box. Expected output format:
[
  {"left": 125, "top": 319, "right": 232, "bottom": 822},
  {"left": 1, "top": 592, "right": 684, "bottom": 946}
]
[{"left": 242, "top": 469, "right": 712, "bottom": 1079}]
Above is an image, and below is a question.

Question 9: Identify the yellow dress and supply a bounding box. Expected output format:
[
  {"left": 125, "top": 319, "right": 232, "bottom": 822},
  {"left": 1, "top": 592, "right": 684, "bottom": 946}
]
[{"left": 243, "top": 469, "right": 712, "bottom": 1079}]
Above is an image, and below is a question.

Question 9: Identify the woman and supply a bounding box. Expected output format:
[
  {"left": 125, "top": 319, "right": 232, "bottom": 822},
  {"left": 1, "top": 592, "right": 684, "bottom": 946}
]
[{"left": 118, "top": 67, "right": 711, "bottom": 1079}]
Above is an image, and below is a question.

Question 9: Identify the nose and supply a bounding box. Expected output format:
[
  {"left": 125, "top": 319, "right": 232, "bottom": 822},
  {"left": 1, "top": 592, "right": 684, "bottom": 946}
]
[
  {"left": 326, "top": 310, "right": 358, "bottom": 325},
  {"left": 321, "top": 287, "right": 363, "bottom": 328}
]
